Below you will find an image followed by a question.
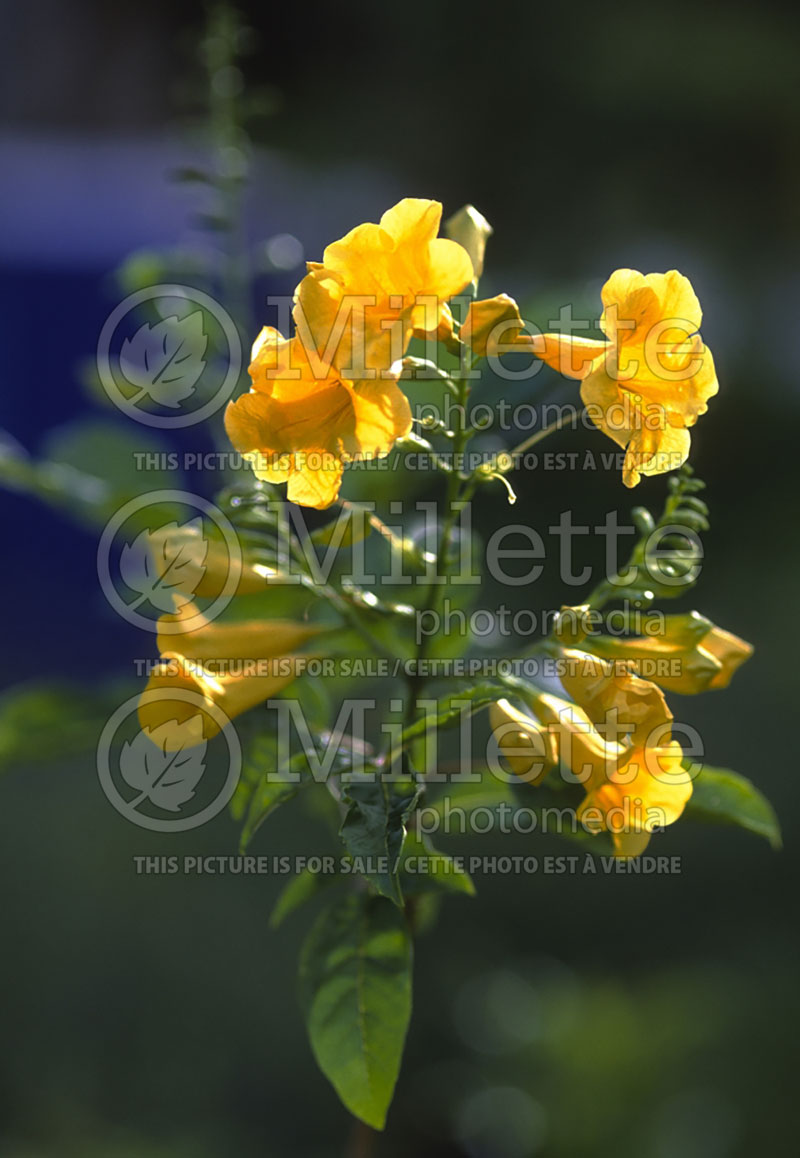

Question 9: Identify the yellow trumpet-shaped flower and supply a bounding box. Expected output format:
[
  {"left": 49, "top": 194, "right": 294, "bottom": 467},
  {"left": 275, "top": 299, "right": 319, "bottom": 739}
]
[
  {"left": 558, "top": 648, "right": 672, "bottom": 745},
  {"left": 490, "top": 683, "right": 691, "bottom": 857},
  {"left": 533, "top": 269, "right": 719, "bottom": 486},
  {"left": 147, "top": 519, "right": 267, "bottom": 601},
  {"left": 534, "top": 689, "right": 691, "bottom": 857},
  {"left": 156, "top": 601, "right": 323, "bottom": 661},
  {"left": 461, "top": 294, "right": 536, "bottom": 360},
  {"left": 293, "top": 198, "right": 474, "bottom": 377},
  {"left": 138, "top": 652, "right": 304, "bottom": 750},
  {"left": 577, "top": 740, "right": 692, "bottom": 858},
  {"left": 490, "top": 698, "right": 558, "bottom": 784},
  {"left": 138, "top": 605, "right": 322, "bottom": 749},
  {"left": 531, "top": 690, "right": 628, "bottom": 787},
  {"left": 587, "top": 612, "right": 754, "bottom": 695},
  {"left": 225, "top": 325, "right": 412, "bottom": 510}
]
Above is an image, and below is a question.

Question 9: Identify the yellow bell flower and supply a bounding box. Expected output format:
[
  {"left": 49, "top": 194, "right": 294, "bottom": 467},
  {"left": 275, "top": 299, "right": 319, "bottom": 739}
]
[
  {"left": 138, "top": 605, "right": 322, "bottom": 748},
  {"left": 577, "top": 740, "right": 692, "bottom": 858},
  {"left": 489, "top": 698, "right": 558, "bottom": 784},
  {"left": 156, "top": 601, "right": 323, "bottom": 661},
  {"left": 587, "top": 612, "right": 754, "bottom": 694},
  {"left": 534, "top": 689, "right": 691, "bottom": 857},
  {"left": 225, "top": 325, "right": 412, "bottom": 510},
  {"left": 293, "top": 198, "right": 474, "bottom": 377},
  {"left": 490, "top": 685, "right": 691, "bottom": 857},
  {"left": 461, "top": 294, "right": 536, "bottom": 360},
  {"left": 147, "top": 520, "right": 270, "bottom": 600},
  {"left": 533, "top": 269, "right": 719, "bottom": 486},
  {"left": 558, "top": 648, "right": 672, "bottom": 746},
  {"left": 532, "top": 690, "right": 628, "bottom": 786},
  {"left": 138, "top": 652, "right": 305, "bottom": 749}
]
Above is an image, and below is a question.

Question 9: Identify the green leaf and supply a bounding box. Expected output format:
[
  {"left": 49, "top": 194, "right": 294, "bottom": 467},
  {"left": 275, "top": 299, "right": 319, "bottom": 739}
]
[
  {"left": 399, "top": 831, "right": 475, "bottom": 897},
  {"left": 299, "top": 893, "right": 412, "bottom": 1130},
  {"left": 310, "top": 506, "right": 373, "bottom": 548},
  {"left": 238, "top": 724, "right": 300, "bottom": 850},
  {"left": 401, "top": 681, "right": 505, "bottom": 744},
  {"left": 428, "top": 773, "right": 516, "bottom": 818},
  {"left": 426, "top": 775, "right": 615, "bottom": 852},
  {"left": 41, "top": 418, "right": 181, "bottom": 504},
  {"left": 270, "top": 866, "right": 340, "bottom": 930},
  {"left": 0, "top": 419, "right": 187, "bottom": 531},
  {"left": 290, "top": 673, "right": 333, "bottom": 731},
  {"left": 339, "top": 771, "right": 421, "bottom": 905},
  {"left": 686, "top": 765, "right": 781, "bottom": 849},
  {"left": 239, "top": 771, "right": 298, "bottom": 851},
  {"left": 0, "top": 680, "right": 133, "bottom": 772}
]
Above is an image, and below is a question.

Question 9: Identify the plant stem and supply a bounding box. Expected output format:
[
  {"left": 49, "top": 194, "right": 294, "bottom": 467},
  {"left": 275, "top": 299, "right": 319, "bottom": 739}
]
[
  {"left": 405, "top": 367, "right": 474, "bottom": 723},
  {"left": 346, "top": 1118, "right": 377, "bottom": 1158},
  {"left": 283, "top": 506, "right": 398, "bottom": 665},
  {"left": 509, "top": 406, "right": 584, "bottom": 457}
]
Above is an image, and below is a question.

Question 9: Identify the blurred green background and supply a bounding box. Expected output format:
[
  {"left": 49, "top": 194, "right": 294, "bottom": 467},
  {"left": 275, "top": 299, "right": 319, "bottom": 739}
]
[{"left": 1, "top": 1, "right": 798, "bottom": 1155}]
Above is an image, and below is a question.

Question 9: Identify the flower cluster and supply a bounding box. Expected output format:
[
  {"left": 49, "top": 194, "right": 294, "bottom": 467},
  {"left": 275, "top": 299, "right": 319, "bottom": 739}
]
[
  {"left": 226, "top": 200, "right": 719, "bottom": 504},
  {"left": 111, "top": 187, "right": 768, "bottom": 1134},
  {"left": 225, "top": 198, "right": 474, "bottom": 508},
  {"left": 491, "top": 613, "right": 752, "bottom": 855}
]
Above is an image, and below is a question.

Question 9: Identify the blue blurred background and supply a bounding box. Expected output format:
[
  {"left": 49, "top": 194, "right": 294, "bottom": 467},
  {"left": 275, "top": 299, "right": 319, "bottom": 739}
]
[{"left": 0, "top": 1, "right": 798, "bottom": 1155}]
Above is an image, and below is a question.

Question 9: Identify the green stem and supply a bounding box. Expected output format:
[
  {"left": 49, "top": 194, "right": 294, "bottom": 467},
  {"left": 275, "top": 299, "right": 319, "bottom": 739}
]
[
  {"left": 405, "top": 365, "right": 475, "bottom": 722},
  {"left": 346, "top": 1117, "right": 377, "bottom": 1158},
  {"left": 508, "top": 406, "right": 583, "bottom": 457},
  {"left": 583, "top": 469, "right": 696, "bottom": 611},
  {"left": 206, "top": 5, "right": 253, "bottom": 347},
  {"left": 283, "top": 510, "right": 398, "bottom": 665}
]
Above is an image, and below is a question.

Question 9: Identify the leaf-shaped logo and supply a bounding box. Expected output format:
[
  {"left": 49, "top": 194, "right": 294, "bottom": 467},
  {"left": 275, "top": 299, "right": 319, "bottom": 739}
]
[
  {"left": 119, "top": 311, "right": 208, "bottom": 408},
  {"left": 119, "top": 517, "right": 208, "bottom": 614},
  {"left": 119, "top": 721, "right": 207, "bottom": 812}
]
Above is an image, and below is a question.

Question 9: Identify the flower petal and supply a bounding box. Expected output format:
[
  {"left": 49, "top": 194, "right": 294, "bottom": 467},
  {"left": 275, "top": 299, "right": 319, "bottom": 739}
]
[{"left": 533, "top": 333, "right": 608, "bottom": 379}]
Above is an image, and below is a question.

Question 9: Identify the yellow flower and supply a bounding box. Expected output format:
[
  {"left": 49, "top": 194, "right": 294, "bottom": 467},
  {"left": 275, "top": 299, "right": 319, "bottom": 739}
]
[
  {"left": 225, "top": 325, "right": 412, "bottom": 510},
  {"left": 533, "top": 269, "right": 718, "bottom": 486},
  {"left": 537, "top": 688, "right": 690, "bottom": 857},
  {"left": 577, "top": 740, "right": 691, "bottom": 859},
  {"left": 490, "top": 698, "right": 558, "bottom": 784},
  {"left": 147, "top": 520, "right": 269, "bottom": 600},
  {"left": 293, "top": 198, "right": 474, "bottom": 377},
  {"left": 138, "top": 603, "right": 321, "bottom": 748},
  {"left": 461, "top": 294, "right": 536, "bottom": 360},
  {"left": 587, "top": 612, "right": 754, "bottom": 694},
  {"left": 155, "top": 601, "right": 322, "bottom": 662},
  {"left": 490, "top": 654, "right": 692, "bottom": 856},
  {"left": 558, "top": 648, "right": 672, "bottom": 745},
  {"left": 226, "top": 200, "right": 473, "bottom": 509}
]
